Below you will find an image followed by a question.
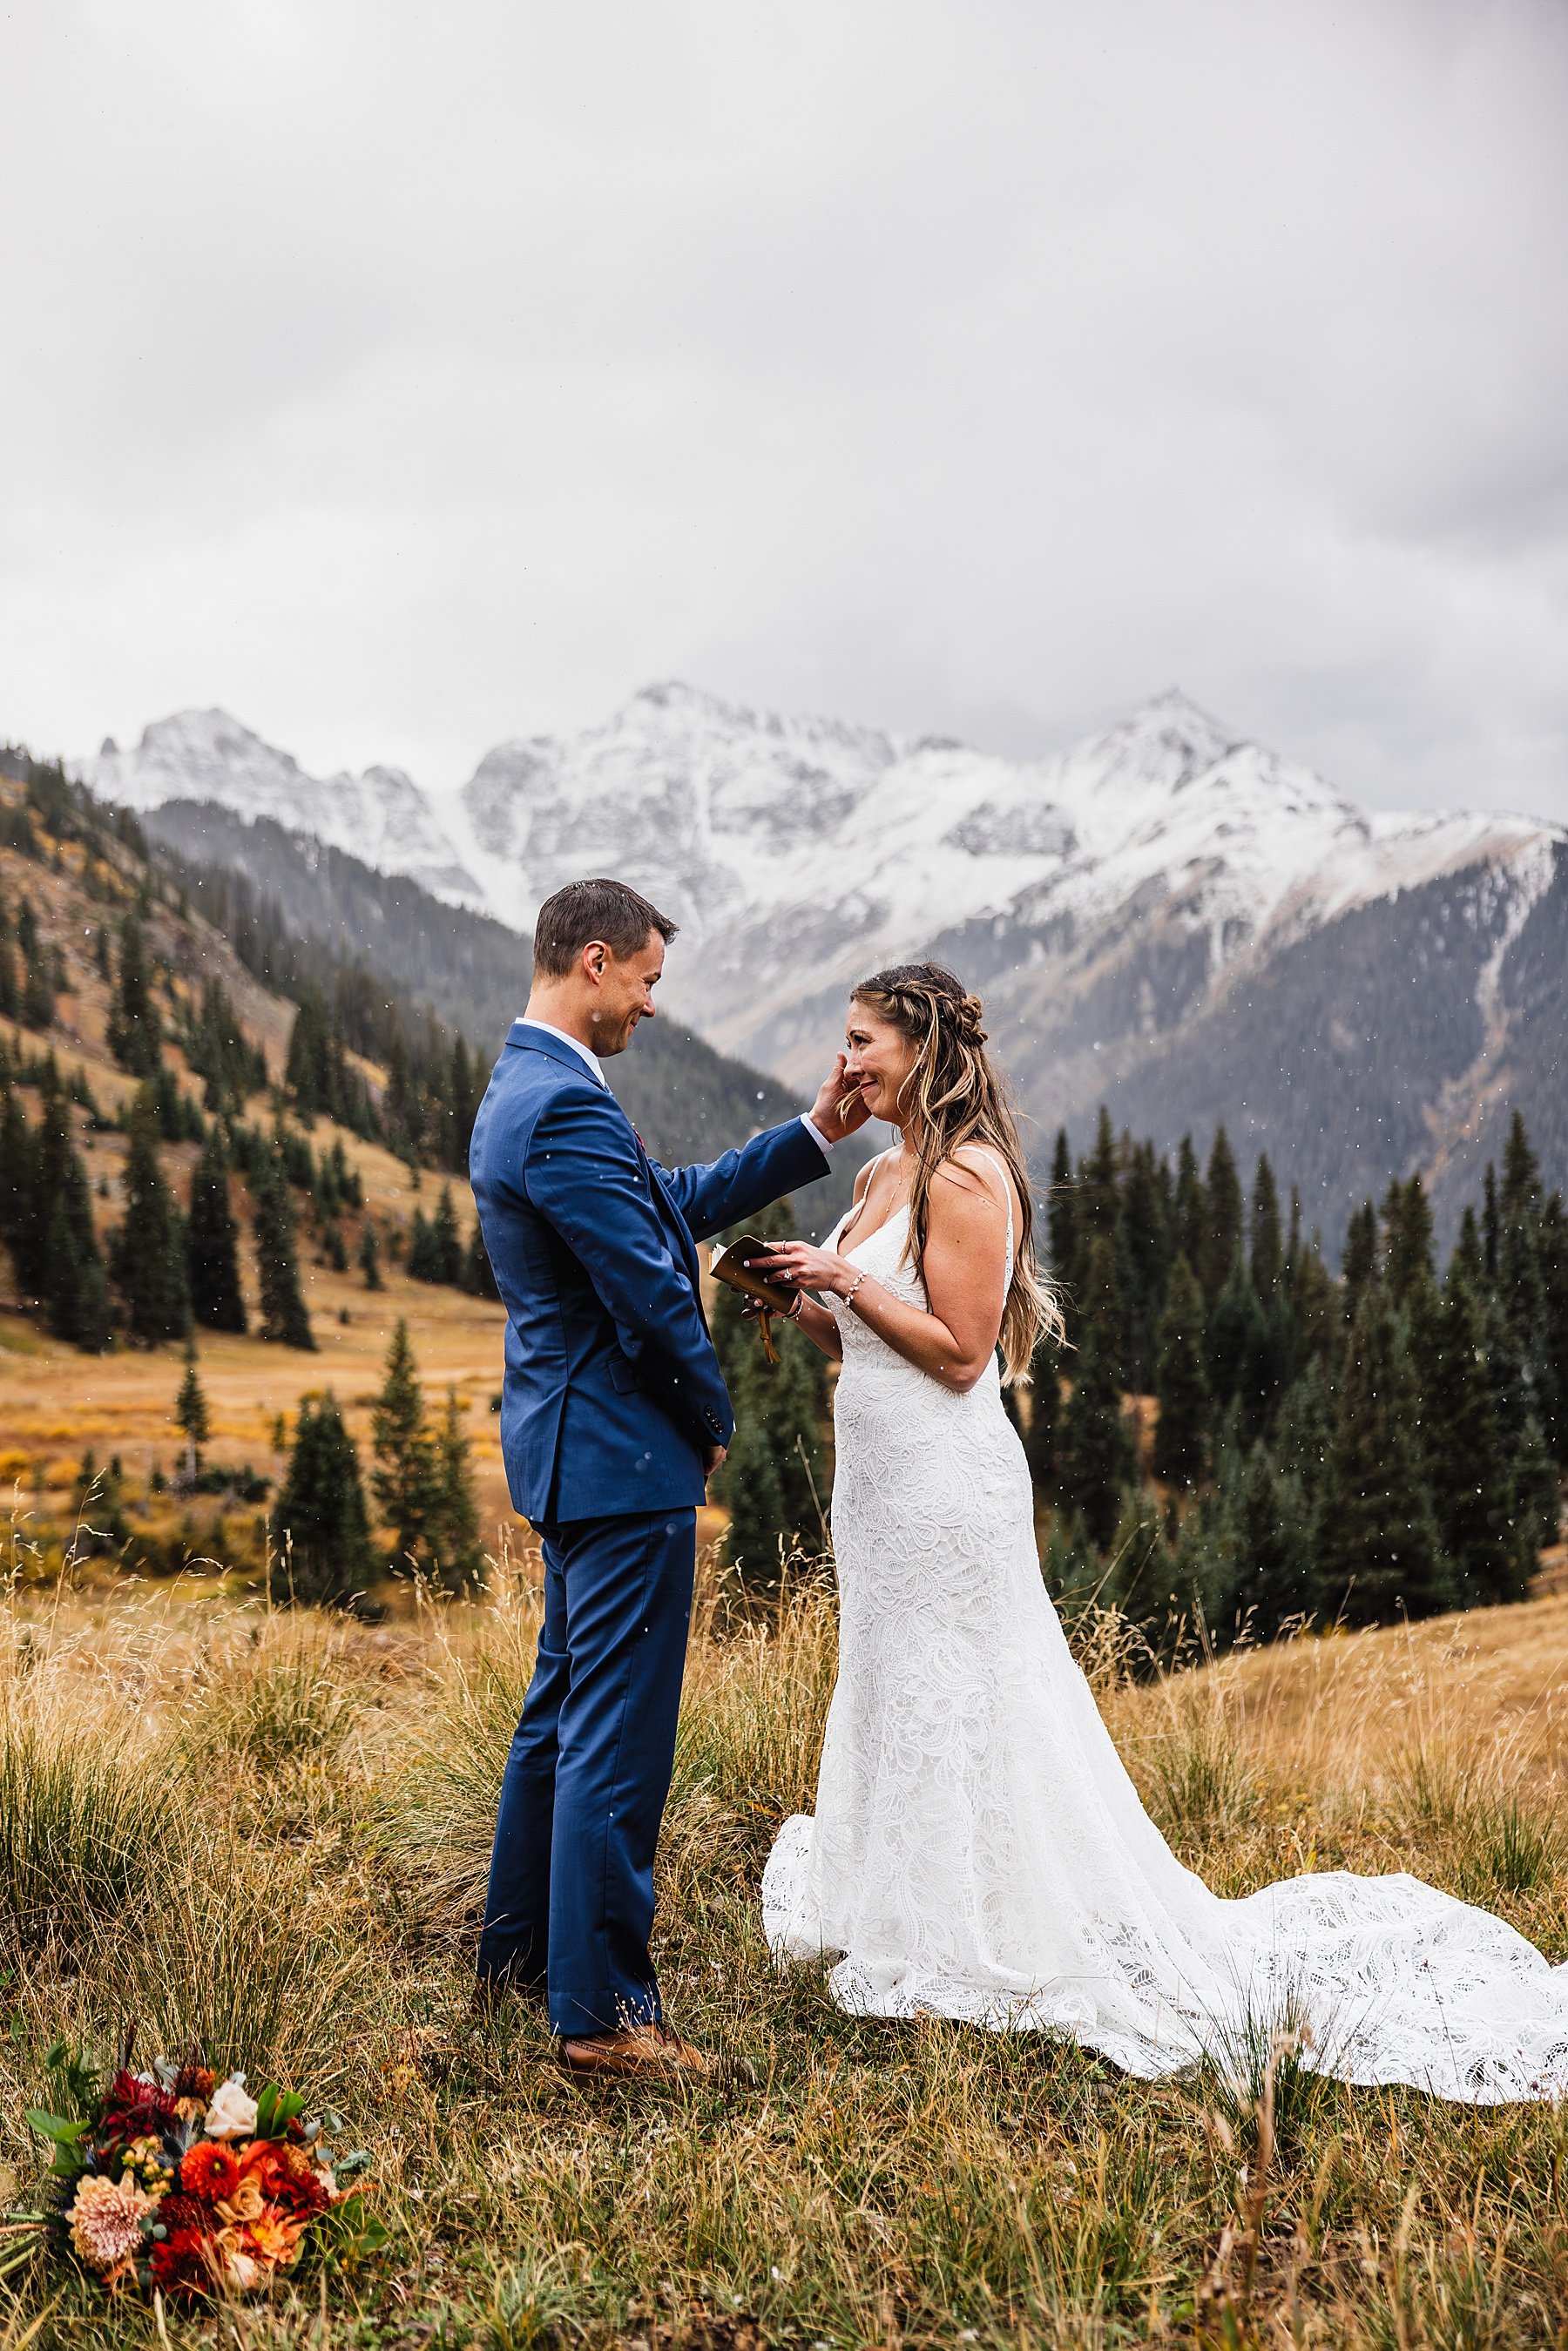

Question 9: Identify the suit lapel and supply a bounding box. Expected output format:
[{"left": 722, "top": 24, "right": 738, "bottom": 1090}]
[{"left": 509, "top": 1024, "right": 705, "bottom": 1294}]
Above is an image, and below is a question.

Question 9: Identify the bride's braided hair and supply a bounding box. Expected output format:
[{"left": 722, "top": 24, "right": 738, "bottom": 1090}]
[{"left": 848, "top": 963, "right": 1063, "bottom": 1382}]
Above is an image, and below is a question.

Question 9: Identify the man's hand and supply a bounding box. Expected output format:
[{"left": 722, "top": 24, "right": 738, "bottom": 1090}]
[
  {"left": 702, "top": 1442, "right": 728, "bottom": 1480},
  {"left": 809, "top": 1052, "right": 871, "bottom": 1142}
]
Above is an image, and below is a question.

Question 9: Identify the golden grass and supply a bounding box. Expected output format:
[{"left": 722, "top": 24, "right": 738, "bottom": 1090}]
[{"left": 4, "top": 1560, "right": 1568, "bottom": 2345}]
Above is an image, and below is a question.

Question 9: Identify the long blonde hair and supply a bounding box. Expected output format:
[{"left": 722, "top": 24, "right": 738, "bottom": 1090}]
[{"left": 848, "top": 963, "right": 1062, "bottom": 1382}]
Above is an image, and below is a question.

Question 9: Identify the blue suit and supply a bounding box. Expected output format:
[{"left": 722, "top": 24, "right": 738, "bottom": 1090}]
[{"left": 469, "top": 1022, "right": 830, "bottom": 2033}]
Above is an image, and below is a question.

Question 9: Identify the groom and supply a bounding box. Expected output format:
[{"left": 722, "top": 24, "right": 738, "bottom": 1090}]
[{"left": 469, "top": 875, "right": 866, "bottom": 2077}]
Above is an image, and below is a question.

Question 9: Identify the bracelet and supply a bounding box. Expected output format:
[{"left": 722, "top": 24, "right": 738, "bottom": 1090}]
[
  {"left": 842, "top": 1269, "right": 867, "bottom": 1313},
  {"left": 786, "top": 1288, "right": 807, "bottom": 1321}
]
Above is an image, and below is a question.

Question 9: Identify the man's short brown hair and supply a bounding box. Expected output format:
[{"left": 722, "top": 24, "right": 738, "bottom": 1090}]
[{"left": 531, "top": 878, "right": 679, "bottom": 978}]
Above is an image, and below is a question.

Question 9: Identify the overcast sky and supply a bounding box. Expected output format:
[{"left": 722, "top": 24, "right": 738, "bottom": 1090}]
[{"left": 3, "top": 0, "right": 1566, "bottom": 821}]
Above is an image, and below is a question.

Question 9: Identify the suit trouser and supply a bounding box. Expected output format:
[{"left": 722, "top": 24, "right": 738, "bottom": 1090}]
[{"left": 475, "top": 1506, "right": 697, "bottom": 2039}]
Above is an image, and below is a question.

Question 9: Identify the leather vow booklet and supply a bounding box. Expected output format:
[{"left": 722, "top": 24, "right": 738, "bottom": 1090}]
[{"left": 709, "top": 1235, "right": 800, "bottom": 1362}]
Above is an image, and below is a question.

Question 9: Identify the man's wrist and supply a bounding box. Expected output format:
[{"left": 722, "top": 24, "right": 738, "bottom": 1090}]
[{"left": 800, "top": 1111, "right": 835, "bottom": 1157}]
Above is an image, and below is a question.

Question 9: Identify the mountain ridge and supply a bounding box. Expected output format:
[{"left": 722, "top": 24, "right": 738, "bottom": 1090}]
[{"left": 78, "top": 686, "right": 1567, "bottom": 1240}]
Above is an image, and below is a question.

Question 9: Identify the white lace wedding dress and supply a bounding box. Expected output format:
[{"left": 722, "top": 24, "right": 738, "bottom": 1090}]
[{"left": 761, "top": 1161, "right": 1568, "bottom": 2103}]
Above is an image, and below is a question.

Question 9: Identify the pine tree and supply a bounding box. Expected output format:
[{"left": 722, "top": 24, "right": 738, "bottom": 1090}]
[
  {"left": 1483, "top": 1164, "right": 1500, "bottom": 1286},
  {"left": 1202, "top": 1126, "right": 1243, "bottom": 1305},
  {"left": 186, "top": 1125, "right": 247, "bottom": 1333},
  {"left": 428, "top": 1387, "right": 483, "bottom": 1590},
  {"left": 1382, "top": 1172, "right": 1434, "bottom": 1308},
  {"left": 1542, "top": 1195, "right": 1568, "bottom": 1468},
  {"left": 1228, "top": 1446, "right": 1315, "bottom": 1640},
  {"left": 269, "top": 1391, "right": 374, "bottom": 1606},
  {"left": 1499, "top": 1211, "right": 1558, "bottom": 1441},
  {"left": 1249, "top": 1154, "right": 1282, "bottom": 1297},
  {"left": 407, "top": 1207, "right": 441, "bottom": 1282},
  {"left": 1120, "top": 1140, "right": 1171, "bottom": 1391},
  {"left": 1450, "top": 1205, "right": 1484, "bottom": 1291},
  {"left": 1506, "top": 1415, "right": 1562, "bottom": 1587},
  {"left": 0, "top": 902, "right": 17, "bottom": 1023},
  {"left": 1313, "top": 1287, "right": 1452, "bottom": 1625},
  {"left": 0, "top": 1085, "right": 38, "bottom": 1294},
  {"left": 1418, "top": 1269, "right": 1521, "bottom": 1604},
  {"left": 1341, "top": 1200, "right": 1379, "bottom": 1321},
  {"left": 1286, "top": 1228, "right": 1338, "bottom": 1374},
  {"left": 16, "top": 898, "right": 52, "bottom": 1030},
  {"left": 1207, "top": 1246, "right": 1267, "bottom": 1424},
  {"left": 1501, "top": 1110, "right": 1542, "bottom": 1222},
  {"left": 110, "top": 1085, "right": 190, "bottom": 1343},
  {"left": 448, "top": 1036, "right": 477, "bottom": 1169},
  {"left": 105, "top": 914, "right": 162, "bottom": 1076},
  {"left": 431, "top": 1184, "right": 463, "bottom": 1283},
  {"left": 1077, "top": 1107, "right": 1121, "bottom": 1260},
  {"left": 173, "top": 1343, "right": 210, "bottom": 1487},
  {"left": 36, "top": 1086, "right": 111, "bottom": 1350},
  {"left": 253, "top": 1149, "right": 314, "bottom": 1349},
  {"left": 1047, "top": 1127, "right": 1076, "bottom": 1295},
  {"left": 1152, "top": 1253, "right": 1210, "bottom": 1489},
  {"left": 461, "top": 1219, "right": 499, "bottom": 1300},
  {"left": 1061, "top": 1235, "right": 1136, "bottom": 1550},
  {"left": 371, "top": 1320, "right": 438, "bottom": 1570},
  {"left": 284, "top": 986, "right": 337, "bottom": 1118},
  {"left": 1023, "top": 1330, "right": 1062, "bottom": 1495},
  {"left": 358, "top": 1214, "right": 383, "bottom": 1289},
  {"left": 1274, "top": 1357, "right": 1335, "bottom": 1508},
  {"left": 1175, "top": 1134, "right": 1206, "bottom": 1276}
]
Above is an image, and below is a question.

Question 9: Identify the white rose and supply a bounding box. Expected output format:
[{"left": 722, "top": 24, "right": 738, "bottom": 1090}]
[{"left": 203, "top": 2076, "right": 260, "bottom": 2141}]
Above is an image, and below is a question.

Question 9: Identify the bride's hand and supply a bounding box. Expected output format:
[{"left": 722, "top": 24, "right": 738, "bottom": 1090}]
[
  {"left": 747, "top": 1240, "right": 855, "bottom": 1298},
  {"left": 808, "top": 1054, "right": 871, "bottom": 1142}
]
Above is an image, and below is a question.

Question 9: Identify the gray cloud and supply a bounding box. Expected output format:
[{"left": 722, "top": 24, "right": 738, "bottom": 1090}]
[{"left": 3, "top": 0, "right": 1566, "bottom": 820}]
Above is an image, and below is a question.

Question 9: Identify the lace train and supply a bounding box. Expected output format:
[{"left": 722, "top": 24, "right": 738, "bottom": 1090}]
[{"left": 760, "top": 1188, "right": 1568, "bottom": 2104}]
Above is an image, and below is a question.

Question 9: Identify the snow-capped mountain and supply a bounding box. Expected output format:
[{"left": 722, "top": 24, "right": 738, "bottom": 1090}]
[
  {"left": 452, "top": 681, "right": 1558, "bottom": 1082},
  {"left": 80, "top": 686, "right": 1567, "bottom": 1237},
  {"left": 84, "top": 710, "right": 484, "bottom": 908}
]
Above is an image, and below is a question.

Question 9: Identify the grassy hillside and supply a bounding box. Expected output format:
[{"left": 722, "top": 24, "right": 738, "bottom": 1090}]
[{"left": 6, "top": 1570, "right": 1568, "bottom": 2343}]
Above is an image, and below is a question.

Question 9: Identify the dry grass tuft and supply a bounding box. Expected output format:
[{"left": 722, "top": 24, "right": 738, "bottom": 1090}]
[{"left": 4, "top": 1566, "right": 1568, "bottom": 2344}]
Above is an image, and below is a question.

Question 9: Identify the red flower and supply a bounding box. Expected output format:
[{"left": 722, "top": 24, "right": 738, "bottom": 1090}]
[
  {"left": 149, "top": 2224, "right": 220, "bottom": 2300},
  {"left": 172, "top": 2064, "right": 216, "bottom": 2101},
  {"left": 260, "top": 2141, "right": 332, "bottom": 2217},
  {"left": 98, "top": 2071, "right": 179, "bottom": 2147},
  {"left": 180, "top": 2142, "right": 241, "bottom": 2201}
]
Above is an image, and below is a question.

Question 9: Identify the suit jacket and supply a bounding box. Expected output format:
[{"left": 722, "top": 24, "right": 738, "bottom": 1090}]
[{"left": 470, "top": 1022, "right": 831, "bottom": 1521}]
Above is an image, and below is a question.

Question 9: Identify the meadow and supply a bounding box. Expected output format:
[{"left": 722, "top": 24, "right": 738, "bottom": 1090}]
[{"left": 6, "top": 1547, "right": 1568, "bottom": 2348}]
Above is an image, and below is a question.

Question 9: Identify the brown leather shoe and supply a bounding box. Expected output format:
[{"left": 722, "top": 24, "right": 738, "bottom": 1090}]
[{"left": 559, "top": 2023, "right": 712, "bottom": 2079}]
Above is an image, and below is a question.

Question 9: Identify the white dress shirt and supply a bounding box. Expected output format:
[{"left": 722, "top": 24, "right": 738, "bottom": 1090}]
[{"left": 513, "top": 1016, "right": 835, "bottom": 1159}]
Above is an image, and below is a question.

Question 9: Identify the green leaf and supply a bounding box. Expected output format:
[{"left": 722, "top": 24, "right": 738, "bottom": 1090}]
[
  {"left": 319, "top": 2192, "right": 389, "bottom": 2261},
  {"left": 24, "top": 2111, "right": 86, "bottom": 2145}
]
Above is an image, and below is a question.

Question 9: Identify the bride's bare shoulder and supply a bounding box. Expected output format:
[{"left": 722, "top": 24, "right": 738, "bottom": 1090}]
[{"left": 939, "top": 1142, "right": 1017, "bottom": 1207}]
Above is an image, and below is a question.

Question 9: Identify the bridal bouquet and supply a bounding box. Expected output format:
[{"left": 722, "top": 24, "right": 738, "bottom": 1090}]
[{"left": 20, "top": 2043, "right": 377, "bottom": 2302}]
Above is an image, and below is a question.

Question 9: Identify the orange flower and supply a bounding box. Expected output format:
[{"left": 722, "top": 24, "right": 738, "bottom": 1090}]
[
  {"left": 236, "top": 2139, "right": 288, "bottom": 2193},
  {"left": 180, "top": 2141, "right": 241, "bottom": 2201},
  {"left": 246, "top": 2206, "right": 305, "bottom": 2269}
]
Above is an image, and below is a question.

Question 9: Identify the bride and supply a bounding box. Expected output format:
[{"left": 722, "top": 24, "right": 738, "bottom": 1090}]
[{"left": 753, "top": 962, "right": 1568, "bottom": 2104}]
